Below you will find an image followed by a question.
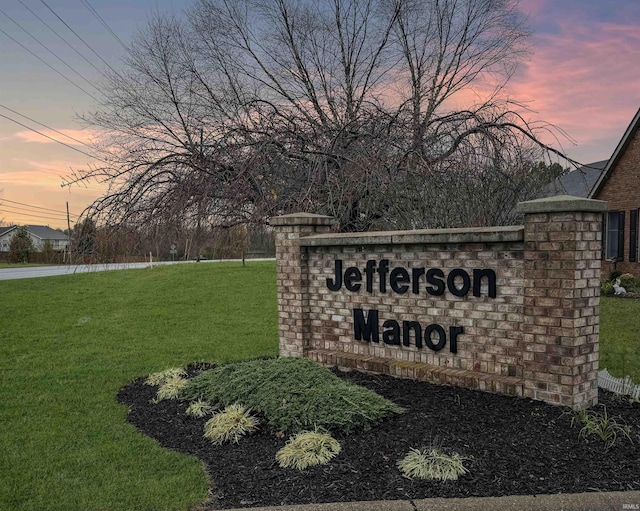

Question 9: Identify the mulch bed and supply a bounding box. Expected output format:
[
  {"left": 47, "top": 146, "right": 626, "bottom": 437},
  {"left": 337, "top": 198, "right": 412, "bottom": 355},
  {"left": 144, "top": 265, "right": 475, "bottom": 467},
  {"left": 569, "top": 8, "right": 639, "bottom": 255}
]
[{"left": 117, "top": 364, "right": 640, "bottom": 509}]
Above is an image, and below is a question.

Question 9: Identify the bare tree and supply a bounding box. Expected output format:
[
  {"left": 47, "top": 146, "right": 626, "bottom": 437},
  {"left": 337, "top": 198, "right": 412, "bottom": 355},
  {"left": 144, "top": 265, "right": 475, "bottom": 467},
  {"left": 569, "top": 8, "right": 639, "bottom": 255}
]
[
  {"left": 381, "top": 141, "right": 566, "bottom": 230},
  {"left": 70, "top": 14, "right": 260, "bottom": 228},
  {"left": 70, "top": 0, "right": 571, "bottom": 233}
]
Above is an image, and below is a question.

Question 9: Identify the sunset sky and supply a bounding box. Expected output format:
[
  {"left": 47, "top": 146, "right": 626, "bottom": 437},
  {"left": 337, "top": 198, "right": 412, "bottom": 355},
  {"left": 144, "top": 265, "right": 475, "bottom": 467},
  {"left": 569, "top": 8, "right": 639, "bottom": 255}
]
[{"left": 1, "top": 0, "right": 639, "bottom": 229}]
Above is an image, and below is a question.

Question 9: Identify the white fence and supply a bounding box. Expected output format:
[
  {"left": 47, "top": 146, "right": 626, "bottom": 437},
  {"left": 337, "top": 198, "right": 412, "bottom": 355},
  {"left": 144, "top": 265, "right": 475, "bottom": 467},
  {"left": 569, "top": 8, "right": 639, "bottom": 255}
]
[{"left": 598, "top": 369, "right": 640, "bottom": 400}]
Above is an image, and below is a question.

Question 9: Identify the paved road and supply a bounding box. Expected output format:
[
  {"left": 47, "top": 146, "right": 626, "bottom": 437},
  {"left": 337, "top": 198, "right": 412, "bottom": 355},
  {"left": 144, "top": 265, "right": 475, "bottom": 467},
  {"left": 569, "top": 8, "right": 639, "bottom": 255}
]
[{"left": 0, "top": 258, "right": 275, "bottom": 281}]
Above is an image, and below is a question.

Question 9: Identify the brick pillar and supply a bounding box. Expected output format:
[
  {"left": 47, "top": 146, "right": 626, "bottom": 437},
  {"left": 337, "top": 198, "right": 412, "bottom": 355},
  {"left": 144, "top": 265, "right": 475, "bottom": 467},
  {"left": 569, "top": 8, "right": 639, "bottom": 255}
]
[
  {"left": 517, "top": 195, "right": 608, "bottom": 409},
  {"left": 270, "top": 213, "right": 336, "bottom": 358}
]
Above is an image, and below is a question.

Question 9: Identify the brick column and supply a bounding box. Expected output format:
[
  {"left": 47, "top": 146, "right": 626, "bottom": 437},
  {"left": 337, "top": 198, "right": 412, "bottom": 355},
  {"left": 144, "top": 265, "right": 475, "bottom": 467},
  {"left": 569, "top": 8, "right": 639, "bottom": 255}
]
[
  {"left": 270, "top": 213, "right": 336, "bottom": 358},
  {"left": 517, "top": 195, "right": 608, "bottom": 409}
]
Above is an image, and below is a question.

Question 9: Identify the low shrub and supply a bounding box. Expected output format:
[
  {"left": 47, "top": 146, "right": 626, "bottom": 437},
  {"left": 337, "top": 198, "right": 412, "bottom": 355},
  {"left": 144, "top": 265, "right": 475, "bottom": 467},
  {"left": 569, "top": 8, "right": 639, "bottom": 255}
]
[
  {"left": 397, "top": 447, "right": 470, "bottom": 481},
  {"left": 609, "top": 270, "right": 622, "bottom": 281},
  {"left": 601, "top": 281, "right": 614, "bottom": 296},
  {"left": 601, "top": 272, "right": 640, "bottom": 296},
  {"left": 183, "top": 357, "right": 404, "bottom": 433},
  {"left": 203, "top": 404, "right": 259, "bottom": 444},
  {"left": 619, "top": 273, "right": 640, "bottom": 291},
  {"left": 276, "top": 430, "right": 341, "bottom": 470}
]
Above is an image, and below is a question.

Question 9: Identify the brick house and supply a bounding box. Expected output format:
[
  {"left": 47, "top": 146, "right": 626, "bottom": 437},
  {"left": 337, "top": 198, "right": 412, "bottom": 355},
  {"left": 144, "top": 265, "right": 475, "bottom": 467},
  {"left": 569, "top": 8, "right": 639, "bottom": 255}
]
[{"left": 589, "top": 107, "right": 640, "bottom": 278}]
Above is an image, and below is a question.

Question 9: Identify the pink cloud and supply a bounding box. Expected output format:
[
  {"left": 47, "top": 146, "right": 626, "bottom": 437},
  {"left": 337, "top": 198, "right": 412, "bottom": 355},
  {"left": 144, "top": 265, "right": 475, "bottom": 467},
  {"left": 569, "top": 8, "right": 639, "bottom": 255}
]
[
  {"left": 0, "top": 169, "right": 64, "bottom": 188},
  {"left": 518, "top": 0, "right": 551, "bottom": 19},
  {"left": 504, "top": 20, "right": 640, "bottom": 161},
  {"left": 14, "top": 128, "right": 98, "bottom": 146},
  {"left": 0, "top": 155, "right": 107, "bottom": 228}
]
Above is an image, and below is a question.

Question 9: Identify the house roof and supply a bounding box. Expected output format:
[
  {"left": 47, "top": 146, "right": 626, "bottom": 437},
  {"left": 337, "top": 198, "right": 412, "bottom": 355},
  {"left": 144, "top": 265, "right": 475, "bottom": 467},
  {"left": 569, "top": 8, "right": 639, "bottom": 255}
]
[
  {"left": 0, "top": 226, "right": 16, "bottom": 237},
  {"left": 23, "top": 225, "right": 68, "bottom": 240},
  {"left": 546, "top": 160, "right": 607, "bottom": 198},
  {"left": 0, "top": 225, "right": 67, "bottom": 240},
  {"left": 589, "top": 107, "right": 640, "bottom": 198}
]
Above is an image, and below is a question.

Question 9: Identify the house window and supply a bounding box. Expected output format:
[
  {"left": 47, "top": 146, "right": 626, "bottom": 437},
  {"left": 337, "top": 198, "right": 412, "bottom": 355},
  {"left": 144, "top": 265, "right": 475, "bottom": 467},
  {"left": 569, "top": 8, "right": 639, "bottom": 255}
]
[
  {"left": 630, "top": 210, "right": 638, "bottom": 263},
  {"left": 606, "top": 211, "right": 625, "bottom": 260}
]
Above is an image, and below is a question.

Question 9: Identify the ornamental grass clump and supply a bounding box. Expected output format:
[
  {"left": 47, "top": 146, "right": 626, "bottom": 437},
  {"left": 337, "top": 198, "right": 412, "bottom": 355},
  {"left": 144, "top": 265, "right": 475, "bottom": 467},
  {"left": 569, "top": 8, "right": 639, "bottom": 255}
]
[
  {"left": 571, "top": 405, "right": 633, "bottom": 449},
  {"left": 276, "top": 430, "right": 341, "bottom": 470},
  {"left": 145, "top": 367, "right": 186, "bottom": 386},
  {"left": 204, "top": 404, "right": 259, "bottom": 444},
  {"left": 154, "top": 374, "right": 188, "bottom": 402},
  {"left": 398, "top": 447, "right": 470, "bottom": 481},
  {"left": 183, "top": 358, "right": 403, "bottom": 433},
  {"left": 186, "top": 400, "right": 215, "bottom": 418}
]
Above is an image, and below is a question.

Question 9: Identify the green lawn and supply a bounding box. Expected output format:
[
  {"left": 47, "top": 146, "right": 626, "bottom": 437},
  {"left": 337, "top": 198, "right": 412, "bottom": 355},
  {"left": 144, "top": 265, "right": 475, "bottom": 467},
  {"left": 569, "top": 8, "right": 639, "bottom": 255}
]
[
  {"left": 600, "top": 296, "right": 640, "bottom": 381},
  {"left": 0, "top": 262, "right": 278, "bottom": 511},
  {"left": 0, "top": 265, "right": 638, "bottom": 511}
]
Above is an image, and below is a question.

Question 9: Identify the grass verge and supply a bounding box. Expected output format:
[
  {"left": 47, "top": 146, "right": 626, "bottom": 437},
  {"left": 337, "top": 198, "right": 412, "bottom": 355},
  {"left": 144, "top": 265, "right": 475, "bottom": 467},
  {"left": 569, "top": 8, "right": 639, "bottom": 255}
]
[{"left": 0, "top": 262, "right": 277, "bottom": 511}]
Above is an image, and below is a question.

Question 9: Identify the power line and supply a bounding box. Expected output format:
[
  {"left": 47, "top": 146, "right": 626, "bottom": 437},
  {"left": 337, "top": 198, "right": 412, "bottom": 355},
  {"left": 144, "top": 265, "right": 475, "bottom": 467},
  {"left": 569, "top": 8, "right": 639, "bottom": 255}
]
[
  {"left": 0, "top": 112, "right": 104, "bottom": 162},
  {"left": 0, "top": 207, "right": 69, "bottom": 223},
  {"left": 38, "top": 0, "right": 122, "bottom": 78},
  {"left": 0, "top": 26, "right": 102, "bottom": 103},
  {"left": 0, "top": 198, "right": 80, "bottom": 217},
  {"left": 79, "top": 0, "right": 128, "bottom": 50},
  {"left": 0, "top": 203, "right": 76, "bottom": 219},
  {"left": 0, "top": 7, "right": 103, "bottom": 96},
  {"left": 16, "top": 0, "right": 108, "bottom": 79},
  {"left": 0, "top": 104, "right": 97, "bottom": 152}
]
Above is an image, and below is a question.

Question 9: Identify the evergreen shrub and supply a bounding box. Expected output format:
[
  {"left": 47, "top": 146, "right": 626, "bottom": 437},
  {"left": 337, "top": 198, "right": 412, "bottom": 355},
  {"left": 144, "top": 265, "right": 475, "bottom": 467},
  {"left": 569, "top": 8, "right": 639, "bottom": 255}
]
[{"left": 183, "top": 357, "right": 403, "bottom": 433}]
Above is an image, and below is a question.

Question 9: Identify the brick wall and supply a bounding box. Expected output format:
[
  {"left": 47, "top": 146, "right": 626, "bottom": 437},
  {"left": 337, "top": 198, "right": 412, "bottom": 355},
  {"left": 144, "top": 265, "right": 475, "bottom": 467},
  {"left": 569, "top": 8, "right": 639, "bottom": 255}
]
[
  {"left": 519, "top": 203, "right": 603, "bottom": 407},
  {"left": 271, "top": 196, "right": 607, "bottom": 409}
]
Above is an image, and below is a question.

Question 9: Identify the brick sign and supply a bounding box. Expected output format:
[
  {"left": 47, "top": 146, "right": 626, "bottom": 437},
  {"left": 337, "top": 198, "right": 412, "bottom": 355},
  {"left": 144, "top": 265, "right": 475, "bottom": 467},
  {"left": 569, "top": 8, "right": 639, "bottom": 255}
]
[{"left": 271, "top": 196, "right": 607, "bottom": 409}]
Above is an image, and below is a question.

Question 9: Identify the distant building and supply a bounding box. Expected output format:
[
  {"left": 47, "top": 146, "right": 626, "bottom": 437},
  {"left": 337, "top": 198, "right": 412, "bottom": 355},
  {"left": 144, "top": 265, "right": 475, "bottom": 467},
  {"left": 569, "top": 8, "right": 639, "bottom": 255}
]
[
  {"left": 0, "top": 226, "right": 14, "bottom": 252},
  {"left": 0, "top": 225, "right": 69, "bottom": 252},
  {"left": 588, "top": 108, "right": 640, "bottom": 278},
  {"left": 546, "top": 160, "right": 607, "bottom": 198}
]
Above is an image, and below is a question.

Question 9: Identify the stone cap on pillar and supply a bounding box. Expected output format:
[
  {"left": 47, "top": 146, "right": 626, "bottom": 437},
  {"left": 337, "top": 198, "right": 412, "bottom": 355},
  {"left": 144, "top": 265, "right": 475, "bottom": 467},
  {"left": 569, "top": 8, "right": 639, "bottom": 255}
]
[
  {"left": 270, "top": 212, "right": 336, "bottom": 227},
  {"left": 517, "top": 195, "right": 608, "bottom": 214}
]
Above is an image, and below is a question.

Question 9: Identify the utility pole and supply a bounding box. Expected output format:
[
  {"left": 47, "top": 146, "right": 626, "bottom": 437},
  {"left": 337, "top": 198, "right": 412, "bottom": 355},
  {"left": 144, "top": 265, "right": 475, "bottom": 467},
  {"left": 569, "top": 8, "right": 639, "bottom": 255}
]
[
  {"left": 194, "top": 128, "right": 205, "bottom": 262},
  {"left": 66, "top": 202, "right": 72, "bottom": 264}
]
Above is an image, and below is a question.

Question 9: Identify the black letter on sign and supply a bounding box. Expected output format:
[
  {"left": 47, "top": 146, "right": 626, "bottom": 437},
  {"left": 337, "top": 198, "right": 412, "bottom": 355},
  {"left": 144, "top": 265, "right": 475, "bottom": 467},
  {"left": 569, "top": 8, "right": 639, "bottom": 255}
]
[
  {"left": 377, "top": 259, "right": 389, "bottom": 293},
  {"left": 364, "top": 260, "right": 376, "bottom": 292},
  {"left": 326, "top": 260, "right": 343, "bottom": 291},
  {"left": 426, "top": 268, "right": 445, "bottom": 295},
  {"left": 344, "top": 267, "right": 362, "bottom": 292},
  {"left": 473, "top": 269, "right": 497, "bottom": 298},
  {"left": 424, "top": 324, "right": 446, "bottom": 351},
  {"left": 449, "top": 326, "right": 463, "bottom": 353},
  {"left": 447, "top": 269, "right": 471, "bottom": 297},
  {"left": 403, "top": 321, "right": 423, "bottom": 348},
  {"left": 382, "top": 320, "right": 401, "bottom": 345},
  {"left": 353, "top": 309, "right": 379, "bottom": 343},
  {"left": 390, "top": 267, "right": 410, "bottom": 294},
  {"left": 411, "top": 267, "right": 425, "bottom": 294}
]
